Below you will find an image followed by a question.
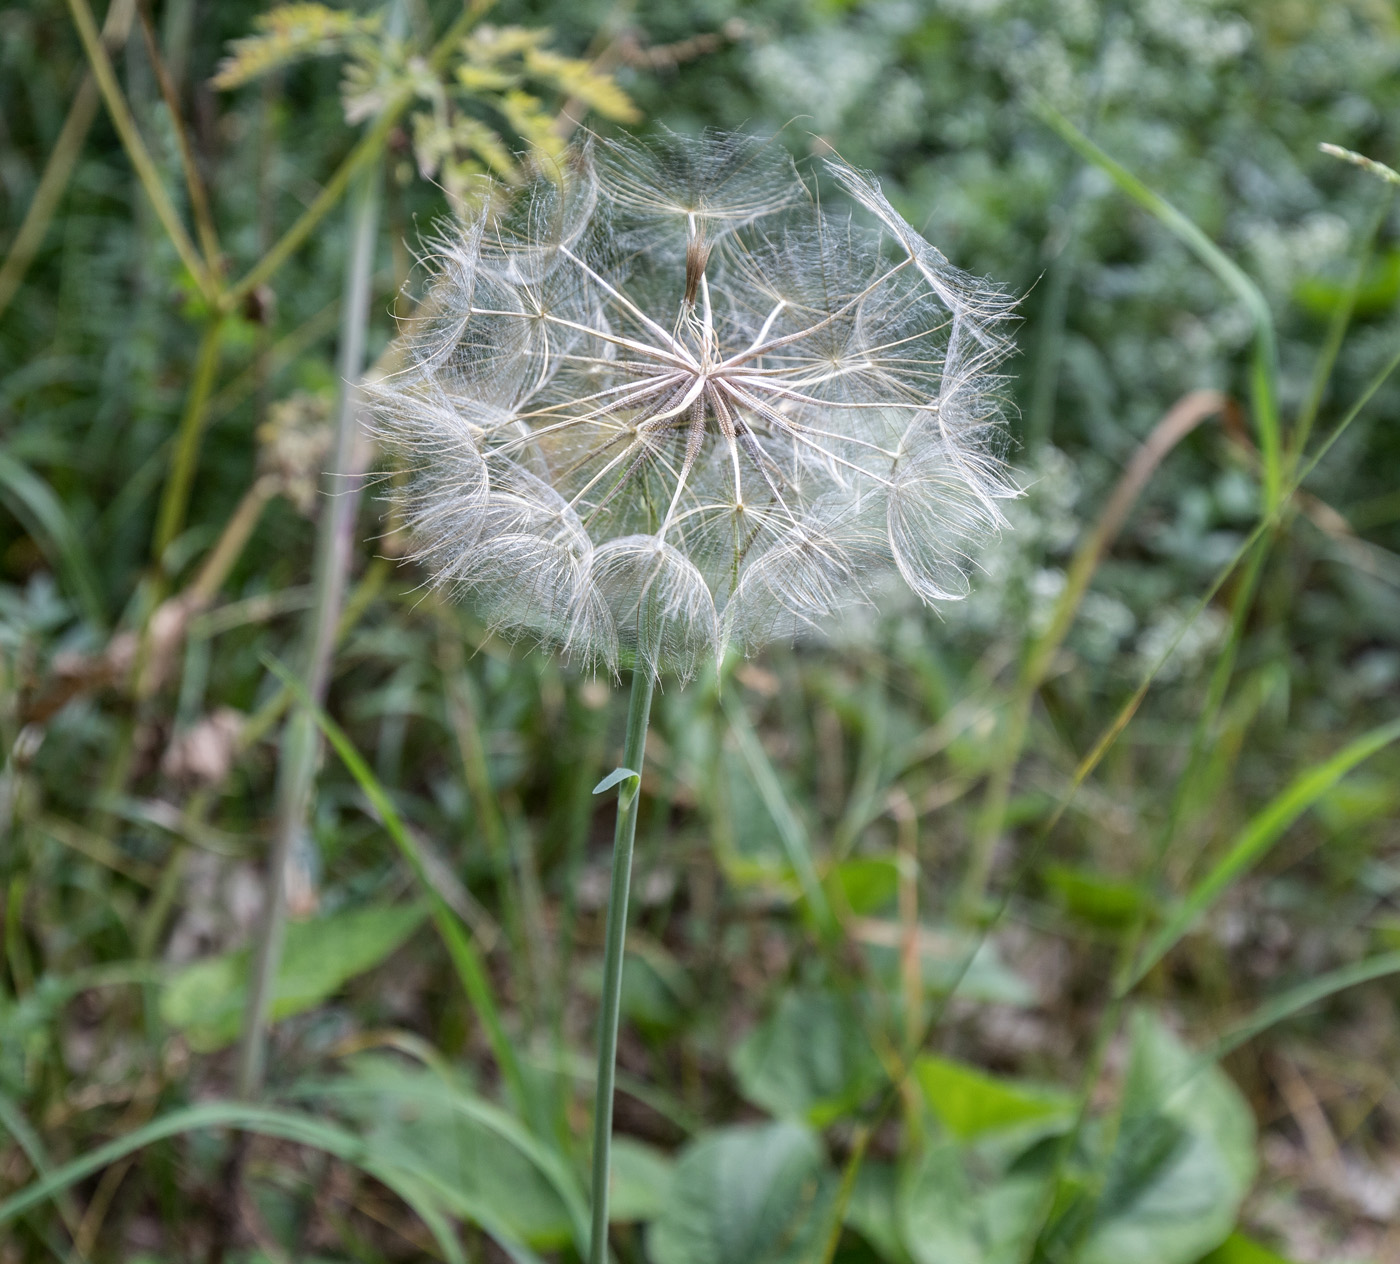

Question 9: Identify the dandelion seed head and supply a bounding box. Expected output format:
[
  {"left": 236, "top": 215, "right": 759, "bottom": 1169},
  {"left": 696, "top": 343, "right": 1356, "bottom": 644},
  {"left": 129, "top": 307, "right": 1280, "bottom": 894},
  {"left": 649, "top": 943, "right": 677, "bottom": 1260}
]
[{"left": 373, "top": 128, "right": 1019, "bottom": 679}]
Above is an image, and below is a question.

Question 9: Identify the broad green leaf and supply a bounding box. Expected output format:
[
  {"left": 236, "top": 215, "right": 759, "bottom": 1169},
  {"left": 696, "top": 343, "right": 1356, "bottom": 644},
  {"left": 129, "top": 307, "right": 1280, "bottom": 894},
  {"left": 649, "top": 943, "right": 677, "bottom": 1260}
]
[
  {"left": 1043, "top": 863, "right": 1150, "bottom": 929},
  {"left": 618, "top": 952, "right": 685, "bottom": 1032},
  {"left": 1296, "top": 249, "right": 1400, "bottom": 319},
  {"left": 1076, "top": 1011, "right": 1257, "bottom": 1264},
  {"left": 723, "top": 693, "right": 835, "bottom": 933},
  {"left": 897, "top": 1141, "right": 1044, "bottom": 1264},
  {"left": 860, "top": 926, "right": 1034, "bottom": 1006},
  {"left": 1134, "top": 717, "right": 1400, "bottom": 984},
  {"left": 845, "top": 1161, "right": 910, "bottom": 1263},
  {"left": 830, "top": 856, "right": 900, "bottom": 915},
  {"left": 732, "top": 990, "right": 882, "bottom": 1126},
  {"left": 160, "top": 903, "right": 425, "bottom": 1050},
  {"left": 318, "top": 1055, "right": 588, "bottom": 1251},
  {"left": 914, "top": 1055, "right": 1072, "bottom": 1143},
  {"left": 1199, "top": 1232, "right": 1297, "bottom": 1264},
  {"left": 579, "top": 945, "right": 693, "bottom": 1035},
  {"left": 608, "top": 1136, "right": 673, "bottom": 1222},
  {"left": 647, "top": 1122, "right": 828, "bottom": 1264}
]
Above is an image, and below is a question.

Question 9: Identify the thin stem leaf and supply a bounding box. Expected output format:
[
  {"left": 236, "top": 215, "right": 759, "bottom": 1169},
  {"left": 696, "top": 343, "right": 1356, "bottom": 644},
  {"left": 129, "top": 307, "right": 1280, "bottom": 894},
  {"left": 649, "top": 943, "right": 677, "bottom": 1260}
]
[{"left": 589, "top": 668, "right": 654, "bottom": 1264}]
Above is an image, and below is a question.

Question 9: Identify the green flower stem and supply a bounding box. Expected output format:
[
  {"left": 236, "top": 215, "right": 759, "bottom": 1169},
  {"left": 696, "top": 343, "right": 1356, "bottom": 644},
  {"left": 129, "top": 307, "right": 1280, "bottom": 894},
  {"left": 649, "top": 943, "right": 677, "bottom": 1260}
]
[
  {"left": 588, "top": 668, "right": 654, "bottom": 1264},
  {"left": 152, "top": 315, "right": 225, "bottom": 568}
]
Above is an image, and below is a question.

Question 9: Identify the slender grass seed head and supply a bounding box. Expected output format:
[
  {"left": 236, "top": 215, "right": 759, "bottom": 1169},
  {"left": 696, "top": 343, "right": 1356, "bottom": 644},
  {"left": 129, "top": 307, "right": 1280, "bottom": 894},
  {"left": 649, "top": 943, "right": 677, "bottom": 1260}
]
[{"left": 373, "top": 130, "right": 1019, "bottom": 679}]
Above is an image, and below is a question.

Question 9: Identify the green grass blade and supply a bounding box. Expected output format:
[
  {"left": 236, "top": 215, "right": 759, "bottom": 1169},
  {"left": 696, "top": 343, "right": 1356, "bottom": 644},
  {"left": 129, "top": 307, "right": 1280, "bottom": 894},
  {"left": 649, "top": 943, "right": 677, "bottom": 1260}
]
[
  {"left": 1207, "top": 950, "right": 1400, "bottom": 1066},
  {"left": 1133, "top": 718, "right": 1400, "bottom": 985},
  {"left": 262, "top": 654, "right": 529, "bottom": 1114},
  {"left": 0, "top": 1088, "right": 85, "bottom": 1248},
  {"left": 1036, "top": 332, "right": 1400, "bottom": 869},
  {"left": 722, "top": 689, "right": 836, "bottom": 936},
  {"left": 1149, "top": 952, "right": 1400, "bottom": 1121},
  {"left": 0, "top": 1100, "right": 481, "bottom": 1264},
  {"left": 1291, "top": 189, "right": 1393, "bottom": 462},
  {"left": 303, "top": 1077, "right": 590, "bottom": 1254},
  {"left": 1038, "top": 103, "right": 1282, "bottom": 511},
  {"left": 0, "top": 451, "right": 106, "bottom": 626}
]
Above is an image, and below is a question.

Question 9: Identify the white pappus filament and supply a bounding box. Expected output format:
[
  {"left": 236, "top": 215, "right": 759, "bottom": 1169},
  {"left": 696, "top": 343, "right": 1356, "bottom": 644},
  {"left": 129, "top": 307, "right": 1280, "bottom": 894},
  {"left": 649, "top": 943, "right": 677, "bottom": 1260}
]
[{"left": 372, "top": 129, "right": 1019, "bottom": 679}]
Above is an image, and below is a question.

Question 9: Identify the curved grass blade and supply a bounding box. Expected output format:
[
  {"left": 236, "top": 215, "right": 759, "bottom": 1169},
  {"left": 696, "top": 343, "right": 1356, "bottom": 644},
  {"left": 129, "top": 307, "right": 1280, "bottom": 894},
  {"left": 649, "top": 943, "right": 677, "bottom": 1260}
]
[
  {"left": 0, "top": 1100, "right": 500, "bottom": 1263},
  {"left": 1037, "top": 103, "right": 1283, "bottom": 512},
  {"left": 0, "top": 452, "right": 106, "bottom": 626},
  {"left": 1142, "top": 953, "right": 1400, "bottom": 1123},
  {"left": 0, "top": 1089, "right": 86, "bottom": 1251},
  {"left": 961, "top": 389, "right": 1229, "bottom": 915},
  {"left": 260, "top": 653, "right": 528, "bottom": 1112},
  {"left": 722, "top": 688, "right": 835, "bottom": 936},
  {"left": 302, "top": 1076, "right": 590, "bottom": 1255},
  {"left": 1207, "top": 949, "right": 1400, "bottom": 1067},
  {"left": 1132, "top": 717, "right": 1400, "bottom": 986}
]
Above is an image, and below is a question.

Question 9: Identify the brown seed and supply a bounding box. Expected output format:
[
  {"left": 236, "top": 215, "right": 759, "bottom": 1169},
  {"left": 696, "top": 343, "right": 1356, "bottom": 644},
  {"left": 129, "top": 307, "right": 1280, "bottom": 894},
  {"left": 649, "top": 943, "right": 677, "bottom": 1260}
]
[{"left": 684, "top": 230, "right": 712, "bottom": 307}]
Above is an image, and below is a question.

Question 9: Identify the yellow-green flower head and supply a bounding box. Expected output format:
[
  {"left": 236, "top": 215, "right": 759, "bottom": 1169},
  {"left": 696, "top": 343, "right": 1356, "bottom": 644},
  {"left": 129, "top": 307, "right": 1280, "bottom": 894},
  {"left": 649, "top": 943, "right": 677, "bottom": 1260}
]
[{"left": 374, "top": 130, "right": 1018, "bottom": 679}]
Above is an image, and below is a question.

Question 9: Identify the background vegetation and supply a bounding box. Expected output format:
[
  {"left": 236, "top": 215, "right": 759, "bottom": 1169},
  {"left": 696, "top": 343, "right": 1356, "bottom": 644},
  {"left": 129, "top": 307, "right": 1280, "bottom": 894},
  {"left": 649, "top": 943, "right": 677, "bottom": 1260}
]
[{"left": 2, "top": 1, "right": 1400, "bottom": 1261}]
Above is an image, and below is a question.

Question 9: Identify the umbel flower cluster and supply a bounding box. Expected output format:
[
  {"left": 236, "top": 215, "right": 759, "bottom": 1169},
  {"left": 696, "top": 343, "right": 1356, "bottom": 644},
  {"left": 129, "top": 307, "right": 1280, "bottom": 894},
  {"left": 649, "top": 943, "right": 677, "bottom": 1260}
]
[{"left": 374, "top": 130, "right": 1018, "bottom": 678}]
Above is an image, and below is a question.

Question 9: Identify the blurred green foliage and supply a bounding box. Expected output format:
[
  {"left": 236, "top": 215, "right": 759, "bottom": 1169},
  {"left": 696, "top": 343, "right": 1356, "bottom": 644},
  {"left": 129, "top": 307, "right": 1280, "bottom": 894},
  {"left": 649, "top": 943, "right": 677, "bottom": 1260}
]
[{"left": 2, "top": 0, "right": 1400, "bottom": 1261}]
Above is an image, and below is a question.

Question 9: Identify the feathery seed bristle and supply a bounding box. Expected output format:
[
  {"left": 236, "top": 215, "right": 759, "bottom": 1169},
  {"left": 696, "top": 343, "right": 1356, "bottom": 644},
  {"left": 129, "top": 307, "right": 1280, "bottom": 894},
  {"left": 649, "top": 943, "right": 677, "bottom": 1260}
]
[{"left": 372, "top": 128, "right": 1019, "bottom": 679}]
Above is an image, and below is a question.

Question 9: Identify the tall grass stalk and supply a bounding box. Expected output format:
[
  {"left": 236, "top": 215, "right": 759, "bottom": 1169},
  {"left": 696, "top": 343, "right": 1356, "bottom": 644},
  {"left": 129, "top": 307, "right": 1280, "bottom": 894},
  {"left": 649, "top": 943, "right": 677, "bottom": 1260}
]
[
  {"left": 235, "top": 158, "right": 382, "bottom": 1099},
  {"left": 1038, "top": 105, "right": 1284, "bottom": 510},
  {"left": 63, "top": 0, "right": 216, "bottom": 302},
  {"left": 152, "top": 317, "right": 225, "bottom": 570},
  {"left": 962, "top": 105, "right": 1295, "bottom": 919},
  {"left": 588, "top": 668, "right": 653, "bottom": 1264},
  {"left": 0, "top": 0, "right": 136, "bottom": 320},
  {"left": 959, "top": 390, "right": 1229, "bottom": 917}
]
